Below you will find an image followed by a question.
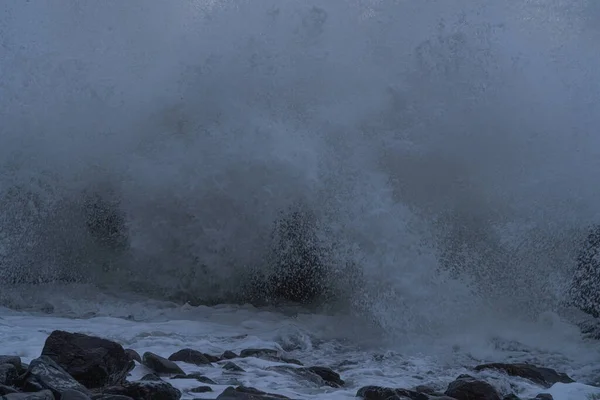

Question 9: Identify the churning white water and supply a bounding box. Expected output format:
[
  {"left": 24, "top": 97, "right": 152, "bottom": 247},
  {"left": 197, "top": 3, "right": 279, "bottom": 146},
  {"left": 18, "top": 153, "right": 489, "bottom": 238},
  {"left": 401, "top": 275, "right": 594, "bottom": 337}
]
[{"left": 1, "top": 1, "right": 600, "bottom": 399}]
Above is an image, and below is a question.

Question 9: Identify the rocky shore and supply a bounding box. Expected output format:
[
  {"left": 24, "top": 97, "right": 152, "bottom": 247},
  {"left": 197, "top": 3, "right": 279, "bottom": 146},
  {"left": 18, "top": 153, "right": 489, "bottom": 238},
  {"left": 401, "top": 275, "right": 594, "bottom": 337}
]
[{"left": 0, "top": 330, "right": 585, "bottom": 400}]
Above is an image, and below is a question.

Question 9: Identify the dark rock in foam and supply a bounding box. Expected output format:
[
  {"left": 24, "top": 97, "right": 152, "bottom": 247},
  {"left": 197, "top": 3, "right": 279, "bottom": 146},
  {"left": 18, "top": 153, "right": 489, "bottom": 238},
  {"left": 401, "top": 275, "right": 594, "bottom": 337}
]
[
  {"left": 444, "top": 374, "right": 500, "bottom": 400},
  {"left": 41, "top": 330, "right": 133, "bottom": 388},
  {"left": 474, "top": 363, "right": 574, "bottom": 388},
  {"left": 142, "top": 353, "right": 184, "bottom": 375}
]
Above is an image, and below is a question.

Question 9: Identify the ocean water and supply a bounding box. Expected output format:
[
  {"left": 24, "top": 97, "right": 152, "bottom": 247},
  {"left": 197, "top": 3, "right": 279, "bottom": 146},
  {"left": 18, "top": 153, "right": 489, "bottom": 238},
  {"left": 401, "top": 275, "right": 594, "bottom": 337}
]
[{"left": 2, "top": 1, "right": 600, "bottom": 399}]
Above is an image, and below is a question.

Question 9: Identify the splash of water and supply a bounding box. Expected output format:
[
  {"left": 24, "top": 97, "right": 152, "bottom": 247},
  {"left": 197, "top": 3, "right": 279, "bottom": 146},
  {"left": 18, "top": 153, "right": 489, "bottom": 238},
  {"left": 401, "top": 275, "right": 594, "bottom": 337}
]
[{"left": 1, "top": 0, "right": 600, "bottom": 339}]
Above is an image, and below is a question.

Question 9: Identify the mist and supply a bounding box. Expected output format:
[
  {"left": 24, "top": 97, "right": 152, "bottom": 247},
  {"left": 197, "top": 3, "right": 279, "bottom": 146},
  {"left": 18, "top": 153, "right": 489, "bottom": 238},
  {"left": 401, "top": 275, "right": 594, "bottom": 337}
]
[{"left": 1, "top": 0, "right": 600, "bottom": 338}]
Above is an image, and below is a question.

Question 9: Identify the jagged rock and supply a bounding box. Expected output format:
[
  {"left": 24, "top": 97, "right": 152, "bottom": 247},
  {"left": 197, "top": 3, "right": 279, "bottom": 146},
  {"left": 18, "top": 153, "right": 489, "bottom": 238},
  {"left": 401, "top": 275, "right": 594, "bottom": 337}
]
[
  {"left": 142, "top": 353, "right": 184, "bottom": 375},
  {"left": 0, "top": 384, "right": 19, "bottom": 395},
  {"left": 216, "top": 386, "right": 290, "bottom": 400},
  {"left": 101, "top": 381, "right": 181, "bottom": 400},
  {"left": 306, "top": 366, "right": 344, "bottom": 387},
  {"left": 0, "top": 356, "right": 23, "bottom": 373},
  {"left": 61, "top": 390, "right": 92, "bottom": 400},
  {"left": 140, "top": 374, "right": 162, "bottom": 381},
  {"left": 223, "top": 362, "right": 245, "bottom": 373},
  {"left": 474, "top": 363, "right": 574, "bottom": 388},
  {"left": 0, "top": 363, "right": 18, "bottom": 386},
  {"left": 124, "top": 350, "right": 141, "bottom": 364},
  {"left": 41, "top": 330, "right": 133, "bottom": 388},
  {"left": 221, "top": 351, "right": 238, "bottom": 360},
  {"left": 238, "top": 349, "right": 301, "bottom": 365},
  {"left": 267, "top": 366, "right": 343, "bottom": 388},
  {"left": 356, "top": 386, "right": 428, "bottom": 400},
  {"left": 167, "top": 349, "right": 215, "bottom": 366},
  {"left": 444, "top": 375, "right": 500, "bottom": 400},
  {"left": 2, "top": 390, "right": 55, "bottom": 399},
  {"left": 239, "top": 349, "right": 278, "bottom": 358},
  {"left": 19, "top": 356, "right": 91, "bottom": 399},
  {"left": 190, "top": 386, "right": 213, "bottom": 393},
  {"left": 170, "top": 373, "right": 216, "bottom": 384}
]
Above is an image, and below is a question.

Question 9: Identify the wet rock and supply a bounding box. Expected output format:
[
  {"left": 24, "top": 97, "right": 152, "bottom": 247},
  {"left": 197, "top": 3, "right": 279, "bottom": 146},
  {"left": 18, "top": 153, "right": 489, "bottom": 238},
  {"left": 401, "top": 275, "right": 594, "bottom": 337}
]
[
  {"left": 0, "top": 356, "right": 23, "bottom": 373},
  {"left": 2, "top": 390, "right": 55, "bottom": 399},
  {"left": 124, "top": 350, "right": 141, "bottom": 364},
  {"left": 414, "top": 385, "right": 435, "bottom": 394},
  {"left": 101, "top": 381, "right": 181, "bottom": 400},
  {"left": 92, "top": 396, "right": 134, "bottom": 400},
  {"left": 0, "top": 383, "right": 19, "bottom": 395},
  {"left": 0, "top": 363, "right": 18, "bottom": 386},
  {"left": 61, "top": 390, "right": 92, "bottom": 400},
  {"left": 238, "top": 349, "right": 301, "bottom": 365},
  {"left": 142, "top": 352, "right": 184, "bottom": 375},
  {"left": 223, "top": 362, "right": 245, "bottom": 373},
  {"left": 502, "top": 395, "right": 521, "bottom": 400},
  {"left": 444, "top": 375, "right": 500, "bottom": 400},
  {"left": 167, "top": 349, "right": 216, "bottom": 366},
  {"left": 474, "top": 363, "right": 574, "bottom": 388},
  {"left": 306, "top": 366, "right": 344, "bottom": 387},
  {"left": 356, "top": 386, "right": 428, "bottom": 400},
  {"left": 41, "top": 330, "right": 133, "bottom": 388},
  {"left": 216, "top": 386, "right": 290, "bottom": 400},
  {"left": 190, "top": 386, "right": 213, "bottom": 393},
  {"left": 239, "top": 349, "right": 278, "bottom": 359},
  {"left": 141, "top": 374, "right": 162, "bottom": 381},
  {"left": 221, "top": 351, "right": 238, "bottom": 360},
  {"left": 20, "top": 356, "right": 91, "bottom": 399},
  {"left": 534, "top": 395, "right": 553, "bottom": 400},
  {"left": 170, "top": 373, "right": 216, "bottom": 384}
]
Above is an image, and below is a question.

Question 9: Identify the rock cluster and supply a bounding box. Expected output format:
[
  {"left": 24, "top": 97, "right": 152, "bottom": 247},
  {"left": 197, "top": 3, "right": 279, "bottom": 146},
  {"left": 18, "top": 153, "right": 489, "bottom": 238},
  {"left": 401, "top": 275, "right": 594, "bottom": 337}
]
[{"left": 0, "top": 330, "right": 579, "bottom": 400}]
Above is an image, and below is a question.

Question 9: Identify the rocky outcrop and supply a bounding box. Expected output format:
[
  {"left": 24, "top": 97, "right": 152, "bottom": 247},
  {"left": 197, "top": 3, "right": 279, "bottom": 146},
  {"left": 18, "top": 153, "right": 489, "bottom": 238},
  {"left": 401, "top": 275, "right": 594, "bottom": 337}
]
[
  {"left": 356, "top": 385, "right": 429, "bottom": 400},
  {"left": 41, "top": 331, "right": 133, "bottom": 388},
  {"left": 19, "top": 356, "right": 91, "bottom": 399},
  {"left": 444, "top": 375, "right": 500, "bottom": 400},
  {"left": 216, "top": 386, "right": 290, "bottom": 400},
  {"left": 142, "top": 353, "right": 184, "bottom": 375},
  {"left": 167, "top": 349, "right": 217, "bottom": 365},
  {"left": 101, "top": 381, "right": 181, "bottom": 400},
  {"left": 474, "top": 363, "right": 574, "bottom": 388}
]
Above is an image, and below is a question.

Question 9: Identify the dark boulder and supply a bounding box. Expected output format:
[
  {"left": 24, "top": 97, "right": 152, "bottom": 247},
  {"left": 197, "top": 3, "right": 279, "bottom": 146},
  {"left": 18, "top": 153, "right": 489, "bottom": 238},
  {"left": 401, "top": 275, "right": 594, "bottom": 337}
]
[
  {"left": 3, "top": 390, "right": 55, "bottom": 399},
  {"left": 444, "top": 375, "right": 500, "bottom": 400},
  {"left": 0, "top": 383, "right": 20, "bottom": 395},
  {"left": 92, "top": 396, "right": 134, "bottom": 400},
  {"left": 306, "top": 366, "right": 344, "bottom": 387},
  {"left": 0, "top": 356, "right": 23, "bottom": 373},
  {"left": 222, "top": 362, "right": 245, "bottom": 373},
  {"left": 61, "top": 390, "right": 92, "bottom": 400},
  {"left": 216, "top": 386, "right": 290, "bottom": 400},
  {"left": 474, "top": 363, "right": 574, "bottom": 388},
  {"left": 170, "top": 373, "right": 216, "bottom": 384},
  {"left": 221, "top": 351, "right": 238, "bottom": 360},
  {"left": 167, "top": 349, "right": 215, "bottom": 366},
  {"left": 140, "top": 374, "right": 162, "bottom": 382},
  {"left": 0, "top": 363, "right": 18, "bottom": 386},
  {"left": 124, "top": 350, "right": 141, "bottom": 364},
  {"left": 19, "top": 356, "right": 91, "bottom": 399},
  {"left": 190, "top": 386, "right": 213, "bottom": 393},
  {"left": 142, "top": 353, "right": 184, "bottom": 375},
  {"left": 239, "top": 349, "right": 278, "bottom": 359},
  {"left": 101, "top": 381, "right": 181, "bottom": 400},
  {"left": 41, "top": 331, "right": 133, "bottom": 388},
  {"left": 356, "top": 386, "right": 428, "bottom": 400}
]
